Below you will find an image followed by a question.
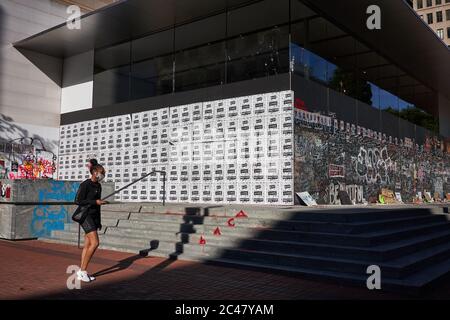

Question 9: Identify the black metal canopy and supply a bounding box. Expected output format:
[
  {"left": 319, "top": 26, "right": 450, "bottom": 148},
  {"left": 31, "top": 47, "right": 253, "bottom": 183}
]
[
  {"left": 13, "top": 0, "right": 258, "bottom": 57},
  {"left": 302, "top": 0, "right": 450, "bottom": 116}
]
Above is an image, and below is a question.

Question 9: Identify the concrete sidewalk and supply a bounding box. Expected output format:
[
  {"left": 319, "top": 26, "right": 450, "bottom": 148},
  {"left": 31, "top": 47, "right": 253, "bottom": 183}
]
[{"left": 1, "top": 240, "right": 450, "bottom": 300}]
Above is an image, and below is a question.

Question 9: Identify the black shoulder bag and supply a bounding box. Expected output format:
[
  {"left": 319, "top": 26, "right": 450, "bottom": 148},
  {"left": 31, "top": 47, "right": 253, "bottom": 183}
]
[{"left": 71, "top": 204, "right": 90, "bottom": 224}]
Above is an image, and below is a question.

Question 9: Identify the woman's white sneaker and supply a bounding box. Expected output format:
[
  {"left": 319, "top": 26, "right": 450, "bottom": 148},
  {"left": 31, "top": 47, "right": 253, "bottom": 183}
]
[
  {"left": 76, "top": 270, "right": 91, "bottom": 282},
  {"left": 89, "top": 275, "right": 96, "bottom": 281}
]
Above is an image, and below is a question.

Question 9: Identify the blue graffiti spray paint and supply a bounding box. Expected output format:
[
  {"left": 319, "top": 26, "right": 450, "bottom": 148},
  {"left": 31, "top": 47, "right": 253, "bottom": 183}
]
[{"left": 31, "top": 181, "right": 79, "bottom": 238}]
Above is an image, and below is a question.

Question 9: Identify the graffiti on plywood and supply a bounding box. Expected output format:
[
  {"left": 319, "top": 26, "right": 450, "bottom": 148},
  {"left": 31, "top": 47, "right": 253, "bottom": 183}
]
[
  {"left": 7, "top": 155, "right": 56, "bottom": 180},
  {"left": 0, "top": 181, "right": 12, "bottom": 200},
  {"left": 30, "top": 180, "right": 79, "bottom": 238},
  {"left": 294, "top": 109, "right": 450, "bottom": 204}
]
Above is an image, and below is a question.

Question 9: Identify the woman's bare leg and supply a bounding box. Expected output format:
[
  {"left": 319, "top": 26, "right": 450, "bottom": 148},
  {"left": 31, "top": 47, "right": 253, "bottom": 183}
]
[
  {"left": 80, "top": 234, "right": 91, "bottom": 271},
  {"left": 81, "top": 231, "right": 99, "bottom": 271}
]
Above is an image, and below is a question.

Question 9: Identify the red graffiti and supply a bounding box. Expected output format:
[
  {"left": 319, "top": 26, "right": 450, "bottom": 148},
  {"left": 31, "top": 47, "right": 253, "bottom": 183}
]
[
  {"left": 294, "top": 98, "right": 307, "bottom": 111},
  {"left": 235, "top": 210, "right": 248, "bottom": 218},
  {"left": 213, "top": 227, "right": 222, "bottom": 236},
  {"left": 227, "top": 218, "right": 236, "bottom": 227},
  {"left": 15, "top": 157, "right": 56, "bottom": 180},
  {"left": 199, "top": 235, "right": 206, "bottom": 245},
  {"left": 0, "top": 183, "right": 11, "bottom": 199}
]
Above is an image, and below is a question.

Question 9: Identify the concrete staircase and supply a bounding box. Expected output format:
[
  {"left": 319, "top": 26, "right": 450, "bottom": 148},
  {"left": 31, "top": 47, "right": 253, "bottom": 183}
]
[{"left": 42, "top": 203, "right": 450, "bottom": 294}]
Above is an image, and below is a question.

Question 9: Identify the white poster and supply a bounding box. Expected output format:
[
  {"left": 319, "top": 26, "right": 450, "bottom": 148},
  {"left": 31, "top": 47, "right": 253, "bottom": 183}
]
[{"left": 296, "top": 192, "right": 317, "bottom": 206}]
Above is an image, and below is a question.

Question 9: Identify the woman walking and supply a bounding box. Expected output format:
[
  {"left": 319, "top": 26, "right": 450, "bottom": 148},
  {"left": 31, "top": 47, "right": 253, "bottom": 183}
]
[{"left": 74, "top": 163, "right": 108, "bottom": 282}]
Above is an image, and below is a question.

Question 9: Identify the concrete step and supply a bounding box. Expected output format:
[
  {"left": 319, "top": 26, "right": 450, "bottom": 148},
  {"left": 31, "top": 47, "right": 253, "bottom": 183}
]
[
  {"left": 64, "top": 218, "right": 450, "bottom": 249},
  {"left": 342, "top": 215, "right": 448, "bottom": 234},
  {"left": 105, "top": 203, "right": 448, "bottom": 220},
  {"left": 170, "top": 240, "right": 450, "bottom": 280},
  {"left": 101, "top": 203, "right": 142, "bottom": 212},
  {"left": 47, "top": 227, "right": 450, "bottom": 284},
  {"left": 286, "top": 208, "right": 439, "bottom": 223},
  {"left": 101, "top": 211, "right": 132, "bottom": 220},
  {"left": 137, "top": 206, "right": 439, "bottom": 222},
  {"left": 127, "top": 211, "right": 448, "bottom": 234},
  {"left": 252, "top": 221, "right": 450, "bottom": 247},
  {"left": 64, "top": 217, "right": 119, "bottom": 231},
  {"left": 220, "top": 229, "right": 450, "bottom": 262},
  {"left": 128, "top": 213, "right": 269, "bottom": 228},
  {"left": 62, "top": 224, "right": 450, "bottom": 264},
  {"left": 188, "top": 255, "right": 450, "bottom": 295},
  {"left": 41, "top": 205, "right": 450, "bottom": 293},
  {"left": 56, "top": 219, "right": 450, "bottom": 271}
]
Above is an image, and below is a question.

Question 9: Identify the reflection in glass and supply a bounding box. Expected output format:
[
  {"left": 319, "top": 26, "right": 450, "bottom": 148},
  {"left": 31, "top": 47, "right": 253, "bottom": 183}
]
[
  {"left": 94, "top": 42, "right": 131, "bottom": 106},
  {"left": 290, "top": 43, "right": 337, "bottom": 84},
  {"left": 132, "top": 55, "right": 174, "bottom": 100},
  {"left": 174, "top": 42, "right": 226, "bottom": 92},
  {"left": 227, "top": 26, "right": 289, "bottom": 83}
]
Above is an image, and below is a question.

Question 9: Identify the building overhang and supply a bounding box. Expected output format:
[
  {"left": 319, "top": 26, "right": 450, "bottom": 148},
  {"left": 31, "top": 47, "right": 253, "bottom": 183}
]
[
  {"left": 13, "top": 0, "right": 450, "bottom": 117},
  {"left": 302, "top": 0, "right": 450, "bottom": 116}
]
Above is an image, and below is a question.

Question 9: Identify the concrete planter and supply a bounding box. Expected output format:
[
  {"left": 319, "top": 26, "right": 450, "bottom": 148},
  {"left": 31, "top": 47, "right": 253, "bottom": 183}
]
[{"left": 0, "top": 179, "right": 114, "bottom": 240}]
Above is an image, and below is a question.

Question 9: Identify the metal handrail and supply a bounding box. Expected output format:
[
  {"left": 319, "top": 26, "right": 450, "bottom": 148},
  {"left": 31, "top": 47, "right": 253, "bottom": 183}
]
[
  {"left": 102, "top": 170, "right": 167, "bottom": 206},
  {"left": 0, "top": 170, "right": 167, "bottom": 206}
]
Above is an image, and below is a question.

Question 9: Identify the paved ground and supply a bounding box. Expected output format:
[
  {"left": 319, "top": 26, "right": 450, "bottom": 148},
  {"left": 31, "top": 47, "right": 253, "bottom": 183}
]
[{"left": 0, "top": 239, "right": 449, "bottom": 300}]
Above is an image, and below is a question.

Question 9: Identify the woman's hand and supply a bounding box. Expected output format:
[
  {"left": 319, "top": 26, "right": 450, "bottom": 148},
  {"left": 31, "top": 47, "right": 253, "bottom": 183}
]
[{"left": 96, "top": 200, "right": 108, "bottom": 205}]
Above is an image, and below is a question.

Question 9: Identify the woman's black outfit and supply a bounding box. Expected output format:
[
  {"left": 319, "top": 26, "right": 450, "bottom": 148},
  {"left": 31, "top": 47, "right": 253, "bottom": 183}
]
[{"left": 75, "top": 179, "right": 102, "bottom": 234}]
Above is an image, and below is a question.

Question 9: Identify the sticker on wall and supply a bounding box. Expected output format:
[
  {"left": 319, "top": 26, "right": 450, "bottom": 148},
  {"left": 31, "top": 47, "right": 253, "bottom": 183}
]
[
  {"left": 0, "top": 183, "right": 11, "bottom": 200},
  {"left": 11, "top": 161, "right": 19, "bottom": 172},
  {"left": 296, "top": 192, "right": 317, "bottom": 206}
]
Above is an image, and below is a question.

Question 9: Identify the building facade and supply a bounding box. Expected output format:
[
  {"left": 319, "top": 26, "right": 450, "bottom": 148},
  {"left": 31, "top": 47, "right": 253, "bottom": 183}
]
[
  {"left": 414, "top": 0, "right": 450, "bottom": 46},
  {"left": 0, "top": 1, "right": 68, "bottom": 152},
  {"left": 11, "top": 0, "right": 450, "bottom": 204}
]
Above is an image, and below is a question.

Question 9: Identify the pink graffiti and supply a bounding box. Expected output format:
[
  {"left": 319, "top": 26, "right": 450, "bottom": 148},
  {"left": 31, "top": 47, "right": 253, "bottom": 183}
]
[{"left": 12, "top": 157, "right": 56, "bottom": 180}]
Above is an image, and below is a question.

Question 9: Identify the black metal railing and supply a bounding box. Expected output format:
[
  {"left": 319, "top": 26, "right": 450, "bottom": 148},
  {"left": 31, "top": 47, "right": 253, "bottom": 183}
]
[{"left": 0, "top": 170, "right": 167, "bottom": 206}]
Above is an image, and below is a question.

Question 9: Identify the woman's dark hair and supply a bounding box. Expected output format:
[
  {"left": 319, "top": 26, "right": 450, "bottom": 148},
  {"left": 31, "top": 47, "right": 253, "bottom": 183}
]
[
  {"left": 91, "top": 164, "right": 105, "bottom": 174},
  {"left": 88, "top": 159, "right": 98, "bottom": 174}
]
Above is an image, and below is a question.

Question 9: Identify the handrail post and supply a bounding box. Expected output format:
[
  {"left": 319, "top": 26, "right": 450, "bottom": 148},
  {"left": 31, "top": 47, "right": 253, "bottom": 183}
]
[{"left": 162, "top": 171, "right": 166, "bottom": 206}]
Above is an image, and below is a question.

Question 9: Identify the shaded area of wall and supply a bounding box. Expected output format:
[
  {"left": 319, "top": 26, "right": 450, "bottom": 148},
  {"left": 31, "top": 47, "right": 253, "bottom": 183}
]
[
  {"left": 61, "top": 50, "right": 94, "bottom": 113},
  {"left": 439, "top": 94, "right": 450, "bottom": 138}
]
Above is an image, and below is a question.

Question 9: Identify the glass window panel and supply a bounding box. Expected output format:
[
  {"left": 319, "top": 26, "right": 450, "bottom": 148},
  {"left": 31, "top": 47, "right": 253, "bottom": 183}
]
[
  {"left": 227, "top": 0, "right": 289, "bottom": 37},
  {"left": 174, "top": 42, "right": 226, "bottom": 92},
  {"left": 93, "top": 42, "right": 131, "bottom": 107},
  {"left": 131, "top": 29, "right": 174, "bottom": 99},
  {"left": 132, "top": 55, "right": 174, "bottom": 99},
  {"left": 174, "top": 13, "right": 226, "bottom": 51},
  {"left": 93, "top": 65, "right": 131, "bottom": 107},
  {"left": 132, "top": 29, "right": 174, "bottom": 62},
  {"left": 227, "top": 26, "right": 289, "bottom": 83},
  {"left": 94, "top": 42, "right": 130, "bottom": 73}
]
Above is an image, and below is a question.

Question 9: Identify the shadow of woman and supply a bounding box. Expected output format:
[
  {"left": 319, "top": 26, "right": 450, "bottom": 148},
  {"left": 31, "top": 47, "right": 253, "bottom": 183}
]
[{"left": 92, "top": 254, "right": 145, "bottom": 278}]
